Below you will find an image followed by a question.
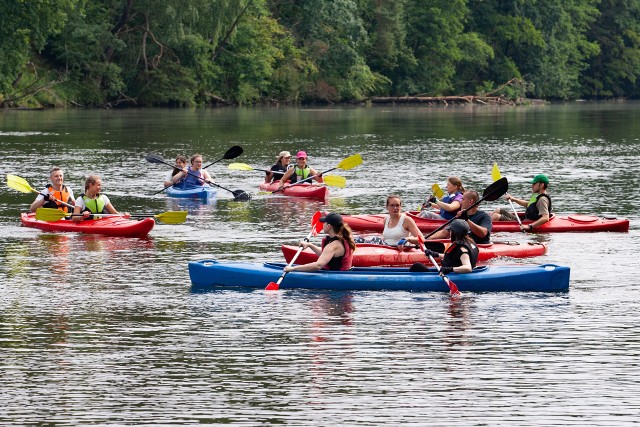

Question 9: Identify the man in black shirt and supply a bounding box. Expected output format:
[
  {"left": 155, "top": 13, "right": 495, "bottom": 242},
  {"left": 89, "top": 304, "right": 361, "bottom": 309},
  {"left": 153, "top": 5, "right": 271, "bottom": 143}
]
[{"left": 427, "top": 190, "right": 492, "bottom": 244}]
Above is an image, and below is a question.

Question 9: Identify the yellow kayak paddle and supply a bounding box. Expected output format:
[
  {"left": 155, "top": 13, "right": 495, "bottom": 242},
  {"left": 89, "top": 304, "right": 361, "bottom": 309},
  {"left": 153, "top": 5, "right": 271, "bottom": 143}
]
[{"left": 35, "top": 208, "right": 188, "bottom": 224}]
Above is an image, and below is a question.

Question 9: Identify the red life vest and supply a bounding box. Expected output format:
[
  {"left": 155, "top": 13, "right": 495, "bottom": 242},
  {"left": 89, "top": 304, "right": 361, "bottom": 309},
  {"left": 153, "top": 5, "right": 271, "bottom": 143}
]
[{"left": 321, "top": 236, "right": 353, "bottom": 271}]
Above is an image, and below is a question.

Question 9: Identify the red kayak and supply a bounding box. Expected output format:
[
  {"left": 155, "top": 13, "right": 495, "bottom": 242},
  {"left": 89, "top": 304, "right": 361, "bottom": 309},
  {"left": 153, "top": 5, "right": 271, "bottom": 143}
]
[
  {"left": 259, "top": 181, "right": 328, "bottom": 200},
  {"left": 21, "top": 213, "right": 155, "bottom": 238},
  {"left": 342, "top": 211, "right": 629, "bottom": 233},
  {"left": 281, "top": 240, "right": 548, "bottom": 267}
]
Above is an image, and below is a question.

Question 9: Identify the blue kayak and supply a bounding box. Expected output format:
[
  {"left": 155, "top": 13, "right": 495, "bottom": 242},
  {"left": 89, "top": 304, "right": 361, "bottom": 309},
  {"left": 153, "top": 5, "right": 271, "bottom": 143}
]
[
  {"left": 189, "top": 261, "right": 570, "bottom": 293},
  {"left": 166, "top": 185, "right": 217, "bottom": 200}
]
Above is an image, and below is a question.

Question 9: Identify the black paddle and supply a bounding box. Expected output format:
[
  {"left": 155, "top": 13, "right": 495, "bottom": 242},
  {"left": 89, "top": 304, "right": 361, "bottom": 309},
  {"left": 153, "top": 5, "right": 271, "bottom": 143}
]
[
  {"left": 146, "top": 153, "right": 251, "bottom": 201},
  {"left": 424, "top": 177, "right": 509, "bottom": 239},
  {"left": 152, "top": 145, "right": 244, "bottom": 195}
]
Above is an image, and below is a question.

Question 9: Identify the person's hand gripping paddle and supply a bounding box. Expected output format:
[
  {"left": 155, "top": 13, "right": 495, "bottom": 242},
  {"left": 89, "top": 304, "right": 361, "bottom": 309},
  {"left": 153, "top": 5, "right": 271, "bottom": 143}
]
[
  {"left": 492, "top": 162, "right": 524, "bottom": 232},
  {"left": 418, "top": 234, "right": 461, "bottom": 296},
  {"left": 266, "top": 211, "right": 323, "bottom": 291}
]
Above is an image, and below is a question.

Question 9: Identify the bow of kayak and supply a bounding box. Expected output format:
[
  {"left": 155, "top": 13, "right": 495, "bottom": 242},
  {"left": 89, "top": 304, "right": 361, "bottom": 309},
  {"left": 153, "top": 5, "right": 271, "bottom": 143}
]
[
  {"left": 166, "top": 185, "right": 217, "bottom": 200},
  {"left": 189, "top": 260, "right": 570, "bottom": 293},
  {"left": 20, "top": 213, "right": 154, "bottom": 238}
]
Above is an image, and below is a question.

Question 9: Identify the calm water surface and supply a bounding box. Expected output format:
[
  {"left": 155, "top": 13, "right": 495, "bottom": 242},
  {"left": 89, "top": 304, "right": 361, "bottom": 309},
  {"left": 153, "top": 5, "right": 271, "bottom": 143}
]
[{"left": 1, "top": 104, "right": 639, "bottom": 425}]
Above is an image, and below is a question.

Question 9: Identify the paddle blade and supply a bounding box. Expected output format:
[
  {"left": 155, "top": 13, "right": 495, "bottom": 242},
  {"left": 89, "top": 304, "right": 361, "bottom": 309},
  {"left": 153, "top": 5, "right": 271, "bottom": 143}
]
[
  {"left": 35, "top": 208, "right": 67, "bottom": 222},
  {"left": 154, "top": 211, "right": 188, "bottom": 224},
  {"left": 6, "top": 174, "right": 37, "bottom": 194},
  {"left": 337, "top": 154, "right": 363, "bottom": 170},
  {"left": 492, "top": 162, "right": 502, "bottom": 182},
  {"left": 228, "top": 163, "right": 254, "bottom": 171},
  {"left": 145, "top": 153, "right": 167, "bottom": 165},
  {"left": 431, "top": 183, "right": 445, "bottom": 199},
  {"left": 224, "top": 145, "right": 244, "bottom": 159},
  {"left": 233, "top": 190, "right": 252, "bottom": 201},
  {"left": 323, "top": 175, "right": 346, "bottom": 188},
  {"left": 311, "top": 211, "right": 323, "bottom": 236},
  {"left": 443, "top": 276, "right": 461, "bottom": 296},
  {"left": 423, "top": 241, "right": 446, "bottom": 253},
  {"left": 482, "top": 177, "right": 508, "bottom": 201},
  {"left": 265, "top": 281, "right": 279, "bottom": 291}
]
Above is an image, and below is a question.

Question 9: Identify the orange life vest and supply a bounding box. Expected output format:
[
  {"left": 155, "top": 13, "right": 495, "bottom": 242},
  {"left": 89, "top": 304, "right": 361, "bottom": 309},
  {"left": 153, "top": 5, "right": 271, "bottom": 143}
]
[{"left": 45, "top": 184, "right": 72, "bottom": 213}]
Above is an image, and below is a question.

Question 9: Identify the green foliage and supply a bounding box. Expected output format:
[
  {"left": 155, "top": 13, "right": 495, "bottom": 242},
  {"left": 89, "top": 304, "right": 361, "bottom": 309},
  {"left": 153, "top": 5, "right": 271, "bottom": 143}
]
[
  {"left": 404, "top": 0, "right": 468, "bottom": 95},
  {"left": 0, "top": 0, "right": 77, "bottom": 98},
  {"left": 2, "top": 0, "right": 640, "bottom": 105},
  {"left": 582, "top": 0, "right": 640, "bottom": 97}
]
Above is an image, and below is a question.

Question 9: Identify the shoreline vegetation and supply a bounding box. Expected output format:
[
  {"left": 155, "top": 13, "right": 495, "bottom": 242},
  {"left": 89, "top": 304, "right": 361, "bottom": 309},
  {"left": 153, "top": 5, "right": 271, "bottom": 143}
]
[{"left": 2, "top": 1, "right": 637, "bottom": 109}]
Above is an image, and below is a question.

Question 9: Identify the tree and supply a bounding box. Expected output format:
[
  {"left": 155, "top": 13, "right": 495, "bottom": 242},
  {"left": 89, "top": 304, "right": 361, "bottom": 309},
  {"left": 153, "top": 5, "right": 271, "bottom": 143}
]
[
  {"left": 581, "top": 0, "right": 640, "bottom": 97},
  {"left": 0, "top": 0, "right": 78, "bottom": 103}
]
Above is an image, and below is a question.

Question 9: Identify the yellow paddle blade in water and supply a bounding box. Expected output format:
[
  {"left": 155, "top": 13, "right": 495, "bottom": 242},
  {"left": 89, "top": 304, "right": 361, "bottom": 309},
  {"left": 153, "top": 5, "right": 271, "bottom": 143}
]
[
  {"left": 492, "top": 162, "right": 502, "bottom": 182},
  {"left": 152, "top": 211, "right": 188, "bottom": 224},
  {"left": 431, "top": 183, "right": 445, "bottom": 199},
  {"left": 228, "top": 163, "right": 255, "bottom": 171},
  {"left": 337, "top": 154, "right": 363, "bottom": 170},
  {"left": 35, "top": 208, "right": 188, "bottom": 224},
  {"left": 323, "top": 175, "right": 347, "bottom": 188},
  {"left": 6, "top": 174, "right": 37, "bottom": 194}
]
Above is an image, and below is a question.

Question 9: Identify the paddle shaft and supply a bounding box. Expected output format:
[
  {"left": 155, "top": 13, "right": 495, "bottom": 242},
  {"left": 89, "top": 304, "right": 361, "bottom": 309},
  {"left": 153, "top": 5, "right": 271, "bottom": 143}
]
[
  {"left": 39, "top": 193, "right": 75, "bottom": 210},
  {"left": 428, "top": 254, "right": 460, "bottom": 295},
  {"left": 279, "top": 167, "right": 333, "bottom": 190},
  {"left": 508, "top": 199, "right": 526, "bottom": 232},
  {"left": 273, "top": 238, "right": 310, "bottom": 285}
]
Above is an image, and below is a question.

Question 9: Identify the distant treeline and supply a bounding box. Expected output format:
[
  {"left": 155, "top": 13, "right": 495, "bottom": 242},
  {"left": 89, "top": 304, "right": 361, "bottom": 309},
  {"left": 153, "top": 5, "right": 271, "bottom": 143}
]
[{"left": 2, "top": 0, "right": 639, "bottom": 108}]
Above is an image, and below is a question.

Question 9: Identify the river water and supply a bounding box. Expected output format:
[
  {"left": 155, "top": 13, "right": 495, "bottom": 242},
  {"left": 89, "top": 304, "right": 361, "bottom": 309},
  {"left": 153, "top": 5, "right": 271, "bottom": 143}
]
[{"left": 1, "top": 104, "right": 639, "bottom": 425}]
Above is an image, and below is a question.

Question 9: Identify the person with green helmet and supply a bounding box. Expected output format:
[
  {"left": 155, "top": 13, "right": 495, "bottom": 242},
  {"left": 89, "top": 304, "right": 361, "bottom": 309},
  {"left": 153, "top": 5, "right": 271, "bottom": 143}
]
[{"left": 490, "top": 173, "right": 552, "bottom": 232}]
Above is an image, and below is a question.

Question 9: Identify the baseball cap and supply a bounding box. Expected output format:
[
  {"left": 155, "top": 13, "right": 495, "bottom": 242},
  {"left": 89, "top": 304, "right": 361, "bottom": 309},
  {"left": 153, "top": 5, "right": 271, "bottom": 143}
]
[
  {"left": 278, "top": 150, "right": 291, "bottom": 159},
  {"left": 530, "top": 174, "right": 549, "bottom": 184},
  {"left": 449, "top": 219, "right": 470, "bottom": 235},
  {"left": 296, "top": 151, "right": 307, "bottom": 159},
  {"left": 319, "top": 212, "right": 343, "bottom": 227}
]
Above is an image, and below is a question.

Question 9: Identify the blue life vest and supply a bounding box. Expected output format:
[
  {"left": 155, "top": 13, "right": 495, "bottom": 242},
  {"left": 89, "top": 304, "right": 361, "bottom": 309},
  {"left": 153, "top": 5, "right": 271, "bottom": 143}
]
[
  {"left": 439, "top": 192, "right": 462, "bottom": 220},
  {"left": 180, "top": 167, "right": 205, "bottom": 189}
]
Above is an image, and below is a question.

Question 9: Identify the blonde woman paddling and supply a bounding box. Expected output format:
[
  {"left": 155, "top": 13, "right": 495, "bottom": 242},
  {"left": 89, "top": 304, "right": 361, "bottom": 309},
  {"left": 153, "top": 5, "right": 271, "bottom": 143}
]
[{"left": 73, "top": 175, "right": 130, "bottom": 221}]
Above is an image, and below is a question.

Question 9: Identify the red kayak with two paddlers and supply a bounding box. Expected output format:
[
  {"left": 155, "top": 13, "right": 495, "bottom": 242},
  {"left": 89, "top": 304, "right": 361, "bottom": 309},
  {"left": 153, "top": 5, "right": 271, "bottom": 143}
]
[
  {"left": 21, "top": 212, "right": 155, "bottom": 238},
  {"left": 341, "top": 211, "right": 630, "bottom": 233},
  {"left": 281, "top": 240, "right": 548, "bottom": 268}
]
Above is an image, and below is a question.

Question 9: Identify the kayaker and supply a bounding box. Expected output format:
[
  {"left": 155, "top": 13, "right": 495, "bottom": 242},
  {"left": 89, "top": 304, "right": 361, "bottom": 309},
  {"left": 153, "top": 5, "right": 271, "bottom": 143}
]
[
  {"left": 163, "top": 155, "right": 188, "bottom": 187},
  {"left": 30, "top": 167, "right": 76, "bottom": 213},
  {"left": 264, "top": 151, "right": 292, "bottom": 183},
  {"left": 284, "top": 212, "right": 355, "bottom": 272},
  {"left": 381, "top": 195, "right": 425, "bottom": 248},
  {"left": 410, "top": 219, "right": 479, "bottom": 274},
  {"left": 427, "top": 190, "right": 492, "bottom": 244},
  {"left": 490, "top": 173, "right": 552, "bottom": 232},
  {"left": 73, "top": 175, "right": 130, "bottom": 221},
  {"left": 171, "top": 154, "right": 214, "bottom": 189},
  {"left": 418, "top": 176, "right": 465, "bottom": 219},
  {"left": 277, "top": 151, "right": 324, "bottom": 189}
]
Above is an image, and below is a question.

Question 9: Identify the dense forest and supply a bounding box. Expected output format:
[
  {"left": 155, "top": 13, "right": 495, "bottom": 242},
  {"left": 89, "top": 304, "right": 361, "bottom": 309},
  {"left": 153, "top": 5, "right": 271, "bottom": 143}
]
[{"left": 2, "top": 0, "right": 640, "bottom": 108}]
